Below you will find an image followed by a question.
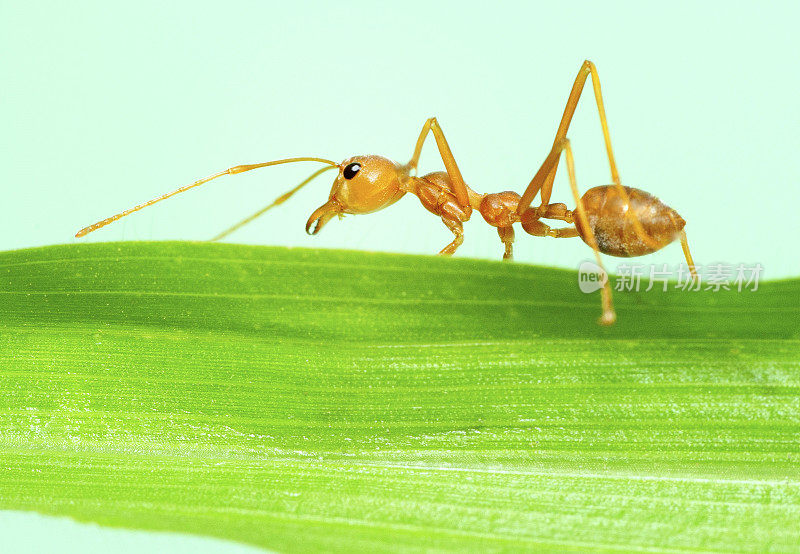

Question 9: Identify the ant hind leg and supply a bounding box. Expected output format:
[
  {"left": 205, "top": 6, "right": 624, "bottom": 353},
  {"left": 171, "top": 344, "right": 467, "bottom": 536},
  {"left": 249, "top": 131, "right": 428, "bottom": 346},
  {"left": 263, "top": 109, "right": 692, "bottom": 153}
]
[
  {"left": 679, "top": 230, "right": 699, "bottom": 279},
  {"left": 562, "top": 139, "right": 616, "bottom": 325},
  {"left": 548, "top": 227, "right": 579, "bottom": 238}
]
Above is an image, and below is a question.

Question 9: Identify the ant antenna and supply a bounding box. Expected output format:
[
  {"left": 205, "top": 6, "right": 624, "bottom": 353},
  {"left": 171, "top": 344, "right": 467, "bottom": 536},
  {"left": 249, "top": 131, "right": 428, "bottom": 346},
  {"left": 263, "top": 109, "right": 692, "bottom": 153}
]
[
  {"left": 75, "top": 157, "right": 338, "bottom": 238},
  {"left": 210, "top": 164, "right": 337, "bottom": 241}
]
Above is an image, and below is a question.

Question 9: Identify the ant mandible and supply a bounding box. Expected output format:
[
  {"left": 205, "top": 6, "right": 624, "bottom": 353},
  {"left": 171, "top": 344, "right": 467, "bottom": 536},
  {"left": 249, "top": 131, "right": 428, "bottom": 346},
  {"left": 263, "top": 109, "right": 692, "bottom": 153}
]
[{"left": 76, "top": 60, "right": 698, "bottom": 325}]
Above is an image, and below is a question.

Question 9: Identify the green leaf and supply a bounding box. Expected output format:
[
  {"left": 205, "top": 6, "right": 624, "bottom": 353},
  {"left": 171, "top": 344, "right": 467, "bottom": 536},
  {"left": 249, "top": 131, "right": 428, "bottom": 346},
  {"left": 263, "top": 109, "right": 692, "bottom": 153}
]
[{"left": 1, "top": 241, "right": 798, "bottom": 552}]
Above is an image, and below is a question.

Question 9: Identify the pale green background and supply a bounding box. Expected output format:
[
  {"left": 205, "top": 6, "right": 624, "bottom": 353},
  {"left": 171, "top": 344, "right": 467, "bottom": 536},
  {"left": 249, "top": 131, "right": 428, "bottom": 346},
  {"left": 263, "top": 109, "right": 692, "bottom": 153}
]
[
  {"left": 2, "top": 0, "right": 799, "bottom": 279},
  {"left": 1, "top": 1, "right": 799, "bottom": 552}
]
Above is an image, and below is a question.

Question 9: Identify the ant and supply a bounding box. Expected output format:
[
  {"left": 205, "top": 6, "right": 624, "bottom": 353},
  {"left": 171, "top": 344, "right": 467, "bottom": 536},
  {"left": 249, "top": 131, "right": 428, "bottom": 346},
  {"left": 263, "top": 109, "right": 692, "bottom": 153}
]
[{"left": 77, "top": 60, "right": 698, "bottom": 325}]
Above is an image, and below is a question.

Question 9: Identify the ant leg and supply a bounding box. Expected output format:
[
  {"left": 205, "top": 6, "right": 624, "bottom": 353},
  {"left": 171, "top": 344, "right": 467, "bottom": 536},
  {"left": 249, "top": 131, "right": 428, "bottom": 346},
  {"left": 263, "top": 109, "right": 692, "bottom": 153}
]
[
  {"left": 537, "top": 202, "right": 573, "bottom": 223},
  {"left": 497, "top": 226, "right": 515, "bottom": 260},
  {"left": 679, "top": 230, "right": 699, "bottom": 278},
  {"left": 562, "top": 138, "right": 616, "bottom": 325},
  {"left": 518, "top": 61, "right": 661, "bottom": 250},
  {"left": 210, "top": 165, "right": 336, "bottom": 241},
  {"left": 406, "top": 118, "right": 473, "bottom": 211},
  {"left": 548, "top": 227, "right": 580, "bottom": 238},
  {"left": 518, "top": 60, "right": 619, "bottom": 215},
  {"left": 415, "top": 178, "right": 470, "bottom": 257},
  {"left": 438, "top": 214, "right": 464, "bottom": 256},
  {"left": 520, "top": 201, "right": 574, "bottom": 235},
  {"left": 520, "top": 217, "right": 579, "bottom": 238}
]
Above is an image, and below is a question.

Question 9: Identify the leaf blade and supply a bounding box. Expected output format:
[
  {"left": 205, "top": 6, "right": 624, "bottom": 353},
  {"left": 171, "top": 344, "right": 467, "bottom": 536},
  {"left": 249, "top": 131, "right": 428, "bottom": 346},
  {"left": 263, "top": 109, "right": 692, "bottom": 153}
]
[{"left": 1, "top": 242, "right": 798, "bottom": 551}]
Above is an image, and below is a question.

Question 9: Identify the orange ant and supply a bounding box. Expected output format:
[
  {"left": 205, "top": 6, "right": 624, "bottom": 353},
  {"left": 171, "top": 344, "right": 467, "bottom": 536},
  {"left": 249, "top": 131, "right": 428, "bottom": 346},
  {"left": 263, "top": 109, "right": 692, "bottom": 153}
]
[{"left": 76, "top": 60, "right": 698, "bottom": 325}]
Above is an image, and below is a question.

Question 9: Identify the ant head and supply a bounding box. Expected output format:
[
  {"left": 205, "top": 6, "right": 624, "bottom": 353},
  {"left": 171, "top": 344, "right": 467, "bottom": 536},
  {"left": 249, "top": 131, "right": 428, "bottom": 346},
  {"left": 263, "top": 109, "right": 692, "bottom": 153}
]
[{"left": 306, "top": 155, "right": 406, "bottom": 235}]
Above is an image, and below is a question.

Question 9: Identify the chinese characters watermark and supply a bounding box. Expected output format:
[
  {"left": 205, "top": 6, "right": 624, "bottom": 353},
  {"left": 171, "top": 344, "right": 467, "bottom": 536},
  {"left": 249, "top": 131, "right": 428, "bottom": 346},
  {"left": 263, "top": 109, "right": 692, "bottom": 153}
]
[{"left": 578, "top": 262, "right": 763, "bottom": 293}]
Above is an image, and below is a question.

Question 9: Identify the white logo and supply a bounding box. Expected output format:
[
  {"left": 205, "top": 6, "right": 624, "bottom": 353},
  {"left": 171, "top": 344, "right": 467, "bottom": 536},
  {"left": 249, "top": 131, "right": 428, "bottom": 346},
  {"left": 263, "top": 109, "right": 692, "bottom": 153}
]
[{"left": 578, "top": 261, "right": 608, "bottom": 293}]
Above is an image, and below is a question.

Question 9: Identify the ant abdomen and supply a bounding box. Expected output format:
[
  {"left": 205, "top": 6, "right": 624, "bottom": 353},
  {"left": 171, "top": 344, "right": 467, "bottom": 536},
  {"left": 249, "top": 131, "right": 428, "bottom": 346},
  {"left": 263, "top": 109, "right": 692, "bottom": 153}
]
[{"left": 574, "top": 185, "right": 686, "bottom": 257}]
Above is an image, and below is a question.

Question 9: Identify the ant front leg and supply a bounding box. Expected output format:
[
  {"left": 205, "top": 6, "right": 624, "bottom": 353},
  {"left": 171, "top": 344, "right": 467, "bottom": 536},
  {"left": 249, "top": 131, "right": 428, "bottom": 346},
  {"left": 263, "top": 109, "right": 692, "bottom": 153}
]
[
  {"left": 416, "top": 174, "right": 469, "bottom": 256},
  {"left": 439, "top": 212, "right": 465, "bottom": 256},
  {"left": 406, "top": 117, "right": 476, "bottom": 213},
  {"left": 405, "top": 118, "right": 483, "bottom": 258}
]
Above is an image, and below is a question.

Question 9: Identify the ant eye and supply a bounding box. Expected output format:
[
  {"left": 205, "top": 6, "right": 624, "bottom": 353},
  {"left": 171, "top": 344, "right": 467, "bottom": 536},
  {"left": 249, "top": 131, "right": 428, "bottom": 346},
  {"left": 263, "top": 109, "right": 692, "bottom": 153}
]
[{"left": 343, "top": 162, "right": 361, "bottom": 180}]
